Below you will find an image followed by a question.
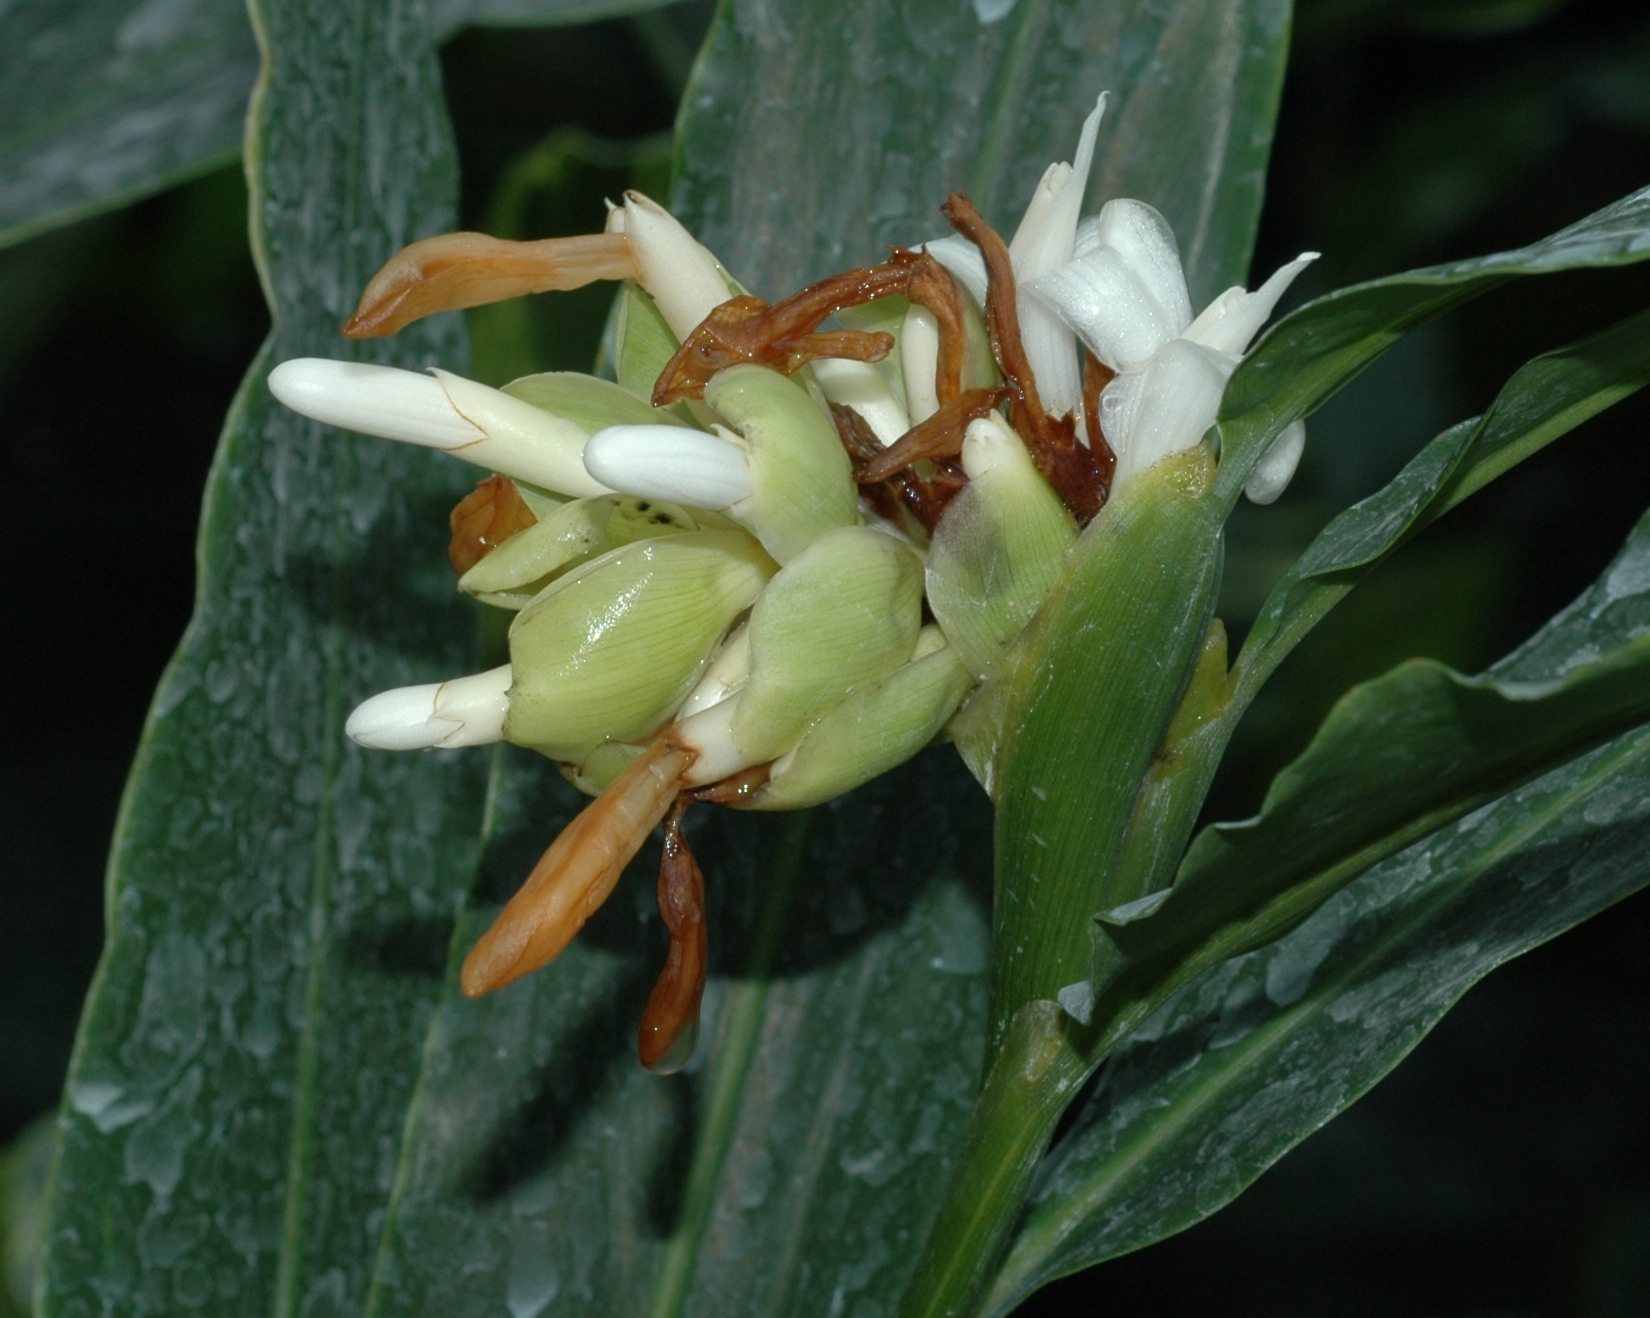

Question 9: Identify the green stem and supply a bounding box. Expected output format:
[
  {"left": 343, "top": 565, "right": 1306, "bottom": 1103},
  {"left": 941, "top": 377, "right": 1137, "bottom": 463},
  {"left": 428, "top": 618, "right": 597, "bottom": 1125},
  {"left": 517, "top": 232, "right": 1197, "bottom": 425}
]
[
  {"left": 645, "top": 810, "right": 812, "bottom": 1318},
  {"left": 895, "top": 1003, "right": 1089, "bottom": 1318}
]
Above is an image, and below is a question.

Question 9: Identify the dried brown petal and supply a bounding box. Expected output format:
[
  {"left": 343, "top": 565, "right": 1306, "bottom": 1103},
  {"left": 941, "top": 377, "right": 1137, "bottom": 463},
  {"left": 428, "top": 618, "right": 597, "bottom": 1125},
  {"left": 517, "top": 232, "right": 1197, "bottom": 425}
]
[
  {"left": 855, "top": 387, "right": 1008, "bottom": 484},
  {"left": 637, "top": 798, "right": 709, "bottom": 1073},
  {"left": 461, "top": 739, "right": 692, "bottom": 997},
  {"left": 651, "top": 255, "right": 920, "bottom": 405},
  {"left": 344, "top": 231, "right": 635, "bottom": 339},
  {"left": 447, "top": 474, "right": 538, "bottom": 575}
]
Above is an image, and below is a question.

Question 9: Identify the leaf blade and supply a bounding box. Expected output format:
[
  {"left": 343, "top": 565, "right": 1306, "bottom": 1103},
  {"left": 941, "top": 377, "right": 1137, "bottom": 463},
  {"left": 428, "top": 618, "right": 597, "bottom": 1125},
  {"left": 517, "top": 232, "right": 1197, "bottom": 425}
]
[
  {"left": 36, "top": 1, "right": 487, "bottom": 1313},
  {"left": 981, "top": 501, "right": 1650, "bottom": 1313},
  {"left": 1213, "top": 183, "right": 1650, "bottom": 504}
]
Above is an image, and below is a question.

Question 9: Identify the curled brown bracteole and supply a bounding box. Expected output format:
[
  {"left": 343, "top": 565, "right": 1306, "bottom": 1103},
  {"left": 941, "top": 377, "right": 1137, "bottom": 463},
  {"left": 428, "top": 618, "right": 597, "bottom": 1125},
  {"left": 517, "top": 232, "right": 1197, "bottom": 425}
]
[
  {"left": 344, "top": 231, "right": 635, "bottom": 339},
  {"left": 828, "top": 403, "right": 968, "bottom": 534},
  {"left": 651, "top": 256, "right": 920, "bottom": 405},
  {"left": 636, "top": 798, "right": 708, "bottom": 1073},
  {"left": 461, "top": 738, "right": 693, "bottom": 998},
  {"left": 447, "top": 474, "right": 537, "bottom": 574},
  {"left": 856, "top": 387, "right": 1010, "bottom": 484},
  {"left": 940, "top": 193, "right": 1112, "bottom": 521}
]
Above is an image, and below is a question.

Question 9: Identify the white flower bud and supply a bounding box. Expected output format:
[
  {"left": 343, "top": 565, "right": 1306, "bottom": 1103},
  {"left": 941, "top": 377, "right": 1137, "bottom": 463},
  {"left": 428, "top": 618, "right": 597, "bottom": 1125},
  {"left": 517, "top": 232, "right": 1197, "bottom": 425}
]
[
  {"left": 582, "top": 424, "right": 753, "bottom": 509},
  {"left": 269, "top": 359, "right": 482, "bottom": 450},
  {"left": 268, "top": 358, "right": 613, "bottom": 498},
  {"left": 1244, "top": 419, "right": 1307, "bottom": 505},
  {"left": 810, "top": 358, "right": 910, "bottom": 447},
  {"left": 900, "top": 305, "right": 942, "bottom": 425},
  {"left": 346, "top": 665, "right": 512, "bottom": 750},
  {"left": 621, "top": 190, "right": 734, "bottom": 339}
]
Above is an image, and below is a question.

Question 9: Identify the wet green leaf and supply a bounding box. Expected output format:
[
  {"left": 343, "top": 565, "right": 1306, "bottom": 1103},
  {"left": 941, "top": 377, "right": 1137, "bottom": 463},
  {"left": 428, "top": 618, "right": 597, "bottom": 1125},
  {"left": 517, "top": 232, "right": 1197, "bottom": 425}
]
[
  {"left": 0, "top": 0, "right": 673, "bottom": 252},
  {"left": 1101, "top": 303, "right": 1650, "bottom": 914},
  {"left": 1214, "top": 182, "right": 1650, "bottom": 504},
  {"left": 36, "top": 1, "right": 485, "bottom": 1314},
  {"left": 981, "top": 504, "right": 1650, "bottom": 1315},
  {"left": 675, "top": 0, "right": 1290, "bottom": 304}
]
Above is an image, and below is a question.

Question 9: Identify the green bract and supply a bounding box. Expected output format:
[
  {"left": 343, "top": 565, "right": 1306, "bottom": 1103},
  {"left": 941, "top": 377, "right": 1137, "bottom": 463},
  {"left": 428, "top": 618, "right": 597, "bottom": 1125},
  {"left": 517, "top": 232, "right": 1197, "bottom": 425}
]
[
  {"left": 756, "top": 627, "right": 973, "bottom": 810},
  {"left": 505, "top": 529, "right": 775, "bottom": 760},
  {"left": 731, "top": 523, "right": 925, "bottom": 764},
  {"left": 503, "top": 370, "right": 690, "bottom": 431},
  {"left": 925, "top": 420, "right": 1079, "bottom": 679},
  {"left": 703, "top": 363, "right": 862, "bottom": 564}
]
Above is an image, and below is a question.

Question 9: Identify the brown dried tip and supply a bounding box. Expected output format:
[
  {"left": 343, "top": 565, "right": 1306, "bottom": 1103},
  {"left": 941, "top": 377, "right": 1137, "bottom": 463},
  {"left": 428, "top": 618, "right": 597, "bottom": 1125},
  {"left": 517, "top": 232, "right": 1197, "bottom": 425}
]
[
  {"left": 447, "top": 474, "right": 537, "bottom": 575},
  {"left": 904, "top": 251, "right": 968, "bottom": 406},
  {"left": 652, "top": 254, "right": 921, "bottom": 405},
  {"left": 941, "top": 192, "right": 1111, "bottom": 521},
  {"left": 856, "top": 387, "right": 1009, "bottom": 484},
  {"left": 830, "top": 401, "right": 971, "bottom": 535},
  {"left": 637, "top": 798, "right": 708, "bottom": 1074},
  {"left": 461, "top": 738, "right": 693, "bottom": 998},
  {"left": 344, "top": 231, "right": 635, "bottom": 339}
]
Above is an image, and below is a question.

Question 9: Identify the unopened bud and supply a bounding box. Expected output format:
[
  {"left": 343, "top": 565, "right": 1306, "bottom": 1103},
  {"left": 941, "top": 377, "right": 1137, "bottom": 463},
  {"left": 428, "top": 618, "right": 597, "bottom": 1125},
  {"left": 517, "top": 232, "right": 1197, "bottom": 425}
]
[
  {"left": 506, "top": 530, "right": 776, "bottom": 762},
  {"left": 731, "top": 524, "right": 924, "bottom": 764},
  {"left": 582, "top": 425, "right": 752, "bottom": 510},
  {"left": 622, "top": 191, "right": 737, "bottom": 339},
  {"left": 1244, "top": 419, "right": 1306, "bottom": 505},
  {"left": 268, "top": 358, "right": 612, "bottom": 499},
  {"left": 346, "top": 665, "right": 512, "bottom": 750},
  {"left": 810, "top": 358, "right": 910, "bottom": 447},
  {"left": 269, "top": 359, "right": 481, "bottom": 449},
  {"left": 927, "top": 415, "right": 1078, "bottom": 678}
]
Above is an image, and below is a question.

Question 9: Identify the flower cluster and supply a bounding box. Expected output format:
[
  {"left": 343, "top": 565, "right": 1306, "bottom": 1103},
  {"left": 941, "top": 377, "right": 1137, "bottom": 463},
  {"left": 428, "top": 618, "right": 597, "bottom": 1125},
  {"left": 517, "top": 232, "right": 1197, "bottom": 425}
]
[{"left": 269, "top": 94, "right": 1313, "bottom": 1071}]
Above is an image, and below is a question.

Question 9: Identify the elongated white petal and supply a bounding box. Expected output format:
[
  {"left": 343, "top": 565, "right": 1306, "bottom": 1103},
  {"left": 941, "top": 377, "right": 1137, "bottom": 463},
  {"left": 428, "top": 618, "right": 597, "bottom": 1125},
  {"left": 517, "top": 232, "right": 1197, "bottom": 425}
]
[
  {"left": 1027, "top": 246, "right": 1181, "bottom": 372},
  {"left": 1106, "top": 338, "right": 1235, "bottom": 490},
  {"left": 269, "top": 359, "right": 483, "bottom": 449},
  {"left": 920, "top": 235, "right": 988, "bottom": 305},
  {"left": 622, "top": 190, "right": 733, "bottom": 339},
  {"left": 811, "top": 357, "right": 910, "bottom": 446},
  {"left": 901, "top": 305, "right": 941, "bottom": 425},
  {"left": 677, "top": 626, "right": 752, "bottom": 719},
  {"left": 1091, "top": 199, "right": 1192, "bottom": 335},
  {"left": 1009, "top": 94, "right": 1105, "bottom": 281},
  {"left": 674, "top": 693, "right": 754, "bottom": 786},
  {"left": 433, "top": 370, "right": 611, "bottom": 498},
  {"left": 1244, "top": 419, "right": 1306, "bottom": 505},
  {"left": 1186, "top": 252, "right": 1318, "bottom": 355},
  {"left": 1183, "top": 284, "right": 1246, "bottom": 342},
  {"left": 1019, "top": 298, "right": 1083, "bottom": 418},
  {"left": 582, "top": 424, "right": 752, "bottom": 509},
  {"left": 346, "top": 665, "right": 512, "bottom": 751}
]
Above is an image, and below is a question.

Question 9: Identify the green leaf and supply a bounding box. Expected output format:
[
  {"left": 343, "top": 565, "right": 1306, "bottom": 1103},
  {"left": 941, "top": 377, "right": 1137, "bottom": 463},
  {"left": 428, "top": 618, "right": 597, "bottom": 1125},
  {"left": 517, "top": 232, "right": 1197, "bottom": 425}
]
[
  {"left": 1213, "top": 181, "right": 1650, "bottom": 504},
  {"left": 0, "top": 0, "right": 673, "bottom": 253},
  {"left": 1234, "top": 303, "right": 1650, "bottom": 702},
  {"left": 363, "top": 752, "right": 995, "bottom": 1318},
  {"left": 1102, "top": 301, "right": 1650, "bottom": 913},
  {"left": 674, "top": 0, "right": 1291, "bottom": 303},
  {"left": 979, "top": 504, "right": 1650, "bottom": 1315},
  {"left": 1096, "top": 633, "right": 1650, "bottom": 987},
  {"left": 35, "top": 2, "right": 485, "bottom": 1315}
]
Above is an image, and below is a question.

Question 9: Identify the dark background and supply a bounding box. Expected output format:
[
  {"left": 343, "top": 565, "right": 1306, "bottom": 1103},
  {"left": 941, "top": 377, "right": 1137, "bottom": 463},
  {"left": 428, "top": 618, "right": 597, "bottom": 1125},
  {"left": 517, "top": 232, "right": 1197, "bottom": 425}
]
[{"left": 3, "top": 0, "right": 1648, "bottom": 1313}]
